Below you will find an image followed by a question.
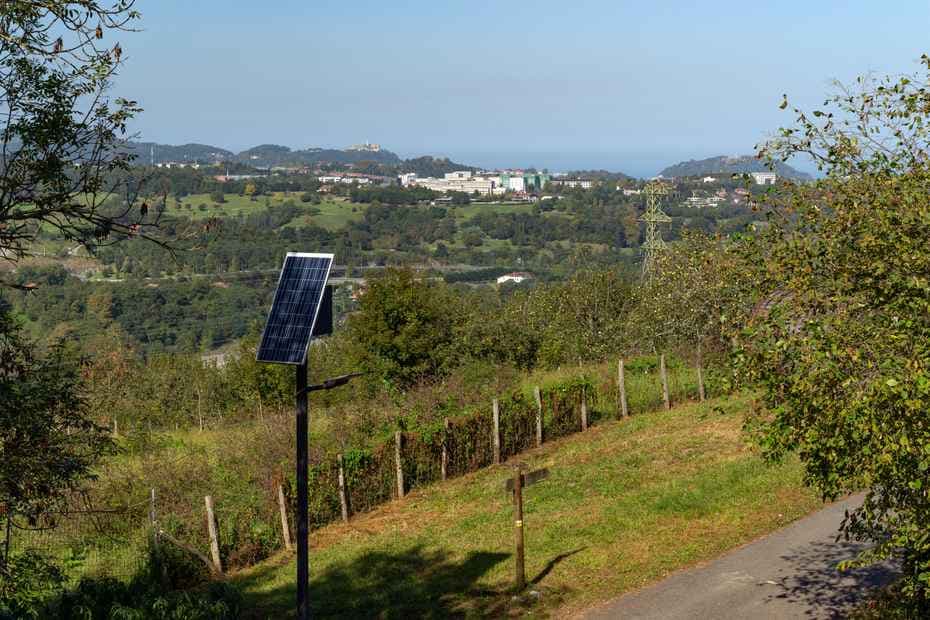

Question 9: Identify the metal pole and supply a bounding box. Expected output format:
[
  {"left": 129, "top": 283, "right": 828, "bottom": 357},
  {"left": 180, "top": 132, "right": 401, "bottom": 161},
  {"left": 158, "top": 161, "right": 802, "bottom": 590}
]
[
  {"left": 296, "top": 360, "right": 309, "bottom": 620},
  {"left": 513, "top": 469, "right": 525, "bottom": 591}
]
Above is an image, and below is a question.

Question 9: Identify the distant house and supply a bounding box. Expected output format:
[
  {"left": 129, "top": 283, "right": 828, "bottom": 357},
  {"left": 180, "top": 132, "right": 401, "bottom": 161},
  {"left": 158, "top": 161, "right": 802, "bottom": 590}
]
[
  {"left": 496, "top": 272, "right": 534, "bottom": 285},
  {"left": 552, "top": 178, "right": 593, "bottom": 189},
  {"left": 702, "top": 176, "right": 716, "bottom": 183},
  {"left": 750, "top": 172, "right": 777, "bottom": 185}
]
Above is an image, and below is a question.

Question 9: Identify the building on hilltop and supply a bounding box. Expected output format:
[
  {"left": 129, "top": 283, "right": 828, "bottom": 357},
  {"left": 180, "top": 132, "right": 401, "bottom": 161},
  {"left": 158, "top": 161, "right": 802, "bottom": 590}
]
[{"left": 347, "top": 141, "right": 381, "bottom": 152}]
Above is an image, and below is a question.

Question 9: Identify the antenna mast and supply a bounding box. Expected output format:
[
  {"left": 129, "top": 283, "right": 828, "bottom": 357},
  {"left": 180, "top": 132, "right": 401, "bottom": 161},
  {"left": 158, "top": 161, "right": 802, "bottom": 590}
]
[{"left": 639, "top": 181, "right": 672, "bottom": 278}]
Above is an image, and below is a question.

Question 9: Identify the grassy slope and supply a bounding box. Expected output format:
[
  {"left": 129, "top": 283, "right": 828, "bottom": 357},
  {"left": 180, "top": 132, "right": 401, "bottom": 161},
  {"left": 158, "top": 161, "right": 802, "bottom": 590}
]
[
  {"left": 166, "top": 193, "right": 365, "bottom": 230},
  {"left": 232, "top": 393, "right": 822, "bottom": 618}
]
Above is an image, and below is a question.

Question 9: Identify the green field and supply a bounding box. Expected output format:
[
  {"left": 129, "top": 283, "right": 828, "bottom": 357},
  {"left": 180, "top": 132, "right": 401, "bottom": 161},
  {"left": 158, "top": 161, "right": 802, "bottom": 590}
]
[
  {"left": 166, "top": 193, "right": 365, "bottom": 231},
  {"left": 232, "top": 392, "right": 822, "bottom": 618}
]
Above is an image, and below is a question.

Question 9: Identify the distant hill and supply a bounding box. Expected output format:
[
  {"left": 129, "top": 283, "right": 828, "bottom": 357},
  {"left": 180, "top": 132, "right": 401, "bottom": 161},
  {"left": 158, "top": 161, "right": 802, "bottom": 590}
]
[
  {"left": 123, "top": 142, "right": 403, "bottom": 167},
  {"left": 658, "top": 155, "right": 812, "bottom": 181},
  {"left": 237, "top": 144, "right": 402, "bottom": 167},
  {"left": 400, "top": 156, "right": 479, "bottom": 177},
  {"left": 563, "top": 169, "right": 633, "bottom": 181},
  {"left": 124, "top": 142, "right": 234, "bottom": 164}
]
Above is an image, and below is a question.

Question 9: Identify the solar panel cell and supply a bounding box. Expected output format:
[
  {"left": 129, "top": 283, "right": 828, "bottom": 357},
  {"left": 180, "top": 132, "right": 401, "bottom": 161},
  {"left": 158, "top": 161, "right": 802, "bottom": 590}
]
[{"left": 256, "top": 252, "right": 334, "bottom": 364}]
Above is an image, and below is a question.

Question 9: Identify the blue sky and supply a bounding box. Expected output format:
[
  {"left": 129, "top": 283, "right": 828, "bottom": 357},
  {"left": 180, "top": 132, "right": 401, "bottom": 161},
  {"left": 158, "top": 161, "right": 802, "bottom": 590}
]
[{"left": 116, "top": 1, "right": 930, "bottom": 176}]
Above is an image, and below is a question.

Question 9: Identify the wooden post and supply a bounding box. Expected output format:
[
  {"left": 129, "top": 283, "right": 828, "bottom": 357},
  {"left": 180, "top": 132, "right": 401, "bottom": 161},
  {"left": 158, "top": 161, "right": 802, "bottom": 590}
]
[
  {"left": 204, "top": 495, "right": 222, "bottom": 574},
  {"left": 580, "top": 387, "right": 588, "bottom": 431},
  {"left": 618, "top": 359, "right": 628, "bottom": 418},
  {"left": 149, "top": 488, "right": 158, "bottom": 549},
  {"left": 277, "top": 485, "right": 292, "bottom": 551},
  {"left": 533, "top": 386, "right": 543, "bottom": 447},
  {"left": 660, "top": 354, "right": 670, "bottom": 411},
  {"left": 492, "top": 398, "right": 501, "bottom": 465},
  {"left": 113, "top": 418, "right": 119, "bottom": 436},
  {"left": 394, "top": 431, "right": 405, "bottom": 498},
  {"left": 697, "top": 342, "right": 706, "bottom": 402},
  {"left": 441, "top": 418, "right": 450, "bottom": 481},
  {"left": 512, "top": 468, "right": 526, "bottom": 590},
  {"left": 337, "top": 454, "right": 349, "bottom": 523}
]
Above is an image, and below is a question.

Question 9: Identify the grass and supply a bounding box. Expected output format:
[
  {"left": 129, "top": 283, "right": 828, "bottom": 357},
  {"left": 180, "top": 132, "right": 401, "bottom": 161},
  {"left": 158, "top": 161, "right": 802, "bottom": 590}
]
[
  {"left": 448, "top": 202, "right": 536, "bottom": 223},
  {"left": 231, "top": 392, "right": 822, "bottom": 618},
  {"left": 165, "top": 193, "right": 366, "bottom": 231}
]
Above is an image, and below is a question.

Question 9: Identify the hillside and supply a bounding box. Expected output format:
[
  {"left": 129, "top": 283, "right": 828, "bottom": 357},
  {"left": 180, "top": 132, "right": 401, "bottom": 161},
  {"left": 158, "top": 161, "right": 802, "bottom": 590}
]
[
  {"left": 123, "top": 141, "right": 235, "bottom": 164},
  {"left": 659, "top": 155, "right": 813, "bottom": 181},
  {"left": 237, "top": 144, "right": 402, "bottom": 167},
  {"left": 232, "top": 392, "right": 821, "bottom": 617}
]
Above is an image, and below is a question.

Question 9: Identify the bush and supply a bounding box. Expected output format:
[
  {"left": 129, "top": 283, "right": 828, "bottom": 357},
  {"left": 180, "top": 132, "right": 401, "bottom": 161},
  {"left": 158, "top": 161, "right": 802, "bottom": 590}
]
[{"left": 0, "top": 552, "right": 65, "bottom": 619}]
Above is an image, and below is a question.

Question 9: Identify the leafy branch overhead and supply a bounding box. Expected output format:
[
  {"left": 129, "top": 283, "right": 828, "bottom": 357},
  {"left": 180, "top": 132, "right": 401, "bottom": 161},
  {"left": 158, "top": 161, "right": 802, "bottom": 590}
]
[{"left": 0, "top": 1, "right": 175, "bottom": 263}]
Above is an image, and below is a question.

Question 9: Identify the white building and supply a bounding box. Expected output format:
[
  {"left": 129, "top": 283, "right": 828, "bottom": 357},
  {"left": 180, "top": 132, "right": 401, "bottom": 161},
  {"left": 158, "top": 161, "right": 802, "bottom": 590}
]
[
  {"left": 683, "top": 194, "right": 723, "bottom": 209},
  {"left": 702, "top": 176, "right": 717, "bottom": 183},
  {"left": 398, "top": 173, "right": 417, "bottom": 187},
  {"left": 496, "top": 272, "right": 533, "bottom": 285},
  {"left": 750, "top": 172, "right": 777, "bottom": 185},
  {"left": 552, "top": 179, "right": 593, "bottom": 189},
  {"left": 413, "top": 170, "right": 504, "bottom": 196},
  {"left": 317, "top": 175, "right": 372, "bottom": 185},
  {"left": 622, "top": 188, "right": 642, "bottom": 196},
  {"left": 507, "top": 176, "right": 526, "bottom": 193}
]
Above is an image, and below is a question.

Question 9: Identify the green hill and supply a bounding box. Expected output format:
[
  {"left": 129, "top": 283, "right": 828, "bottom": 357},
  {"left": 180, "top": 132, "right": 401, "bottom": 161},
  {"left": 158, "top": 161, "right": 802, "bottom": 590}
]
[{"left": 659, "top": 155, "right": 813, "bottom": 181}]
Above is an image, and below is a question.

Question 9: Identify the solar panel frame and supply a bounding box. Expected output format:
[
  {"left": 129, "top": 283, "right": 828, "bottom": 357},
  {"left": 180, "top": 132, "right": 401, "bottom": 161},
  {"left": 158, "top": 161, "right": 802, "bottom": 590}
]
[{"left": 256, "top": 252, "right": 334, "bottom": 365}]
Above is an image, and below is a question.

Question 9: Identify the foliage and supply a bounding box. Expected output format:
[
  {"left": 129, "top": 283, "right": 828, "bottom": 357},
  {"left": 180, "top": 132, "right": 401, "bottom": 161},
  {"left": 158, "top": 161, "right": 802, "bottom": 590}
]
[
  {"left": 347, "top": 269, "right": 467, "bottom": 390},
  {"left": 743, "top": 57, "right": 930, "bottom": 607},
  {"left": 50, "top": 575, "right": 240, "bottom": 620},
  {"left": 0, "top": 0, "right": 159, "bottom": 263},
  {"left": 0, "top": 551, "right": 64, "bottom": 619},
  {"left": 630, "top": 232, "right": 750, "bottom": 356},
  {"left": 0, "top": 311, "right": 115, "bottom": 522}
]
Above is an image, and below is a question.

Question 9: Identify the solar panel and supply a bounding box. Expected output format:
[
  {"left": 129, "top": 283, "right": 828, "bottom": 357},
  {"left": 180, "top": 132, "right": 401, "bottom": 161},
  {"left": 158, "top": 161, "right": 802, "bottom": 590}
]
[{"left": 256, "top": 252, "right": 334, "bottom": 365}]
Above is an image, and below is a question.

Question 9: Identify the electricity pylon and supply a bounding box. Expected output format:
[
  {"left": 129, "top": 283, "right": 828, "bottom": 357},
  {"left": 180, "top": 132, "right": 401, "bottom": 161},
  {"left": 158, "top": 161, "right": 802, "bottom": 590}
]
[{"left": 639, "top": 181, "right": 672, "bottom": 278}]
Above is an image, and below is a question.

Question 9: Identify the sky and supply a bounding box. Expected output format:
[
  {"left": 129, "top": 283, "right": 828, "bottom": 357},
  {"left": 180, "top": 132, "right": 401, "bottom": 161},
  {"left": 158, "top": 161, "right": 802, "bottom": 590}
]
[{"left": 116, "top": 1, "right": 930, "bottom": 177}]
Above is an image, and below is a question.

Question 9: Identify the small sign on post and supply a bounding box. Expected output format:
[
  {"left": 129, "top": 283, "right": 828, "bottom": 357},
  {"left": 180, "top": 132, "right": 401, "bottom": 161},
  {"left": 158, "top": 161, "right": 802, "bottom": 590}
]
[{"left": 504, "top": 465, "right": 550, "bottom": 590}]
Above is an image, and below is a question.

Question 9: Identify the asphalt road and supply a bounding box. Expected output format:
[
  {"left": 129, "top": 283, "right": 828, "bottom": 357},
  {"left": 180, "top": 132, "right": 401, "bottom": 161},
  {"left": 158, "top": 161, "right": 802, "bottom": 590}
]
[{"left": 583, "top": 494, "right": 898, "bottom": 619}]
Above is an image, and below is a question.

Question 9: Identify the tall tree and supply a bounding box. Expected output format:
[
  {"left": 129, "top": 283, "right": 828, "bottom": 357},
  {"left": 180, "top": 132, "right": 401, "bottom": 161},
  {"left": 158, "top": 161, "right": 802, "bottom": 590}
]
[{"left": 743, "top": 57, "right": 930, "bottom": 610}]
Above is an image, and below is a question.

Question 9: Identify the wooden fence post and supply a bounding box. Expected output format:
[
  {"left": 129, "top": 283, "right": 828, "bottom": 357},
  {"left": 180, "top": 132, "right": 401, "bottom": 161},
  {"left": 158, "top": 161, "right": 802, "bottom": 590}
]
[
  {"left": 580, "top": 387, "right": 588, "bottom": 431},
  {"left": 277, "top": 485, "right": 292, "bottom": 551},
  {"left": 618, "top": 359, "right": 628, "bottom": 418},
  {"left": 533, "top": 386, "right": 543, "bottom": 447},
  {"left": 697, "top": 342, "right": 706, "bottom": 402},
  {"left": 204, "top": 495, "right": 222, "bottom": 574},
  {"left": 441, "top": 418, "right": 450, "bottom": 481},
  {"left": 660, "top": 354, "right": 670, "bottom": 411},
  {"left": 492, "top": 398, "right": 501, "bottom": 464},
  {"left": 337, "top": 454, "right": 349, "bottom": 523},
  {"left": 394, "top": 431, "right": 405, "bottom": 499},
  {"left": 149, "top": 488, "right": 158, "bottom": 549}
]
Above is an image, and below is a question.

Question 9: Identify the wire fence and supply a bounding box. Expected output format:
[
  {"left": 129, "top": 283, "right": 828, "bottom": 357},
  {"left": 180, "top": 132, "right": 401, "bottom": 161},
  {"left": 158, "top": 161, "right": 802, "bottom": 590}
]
[
  {"left": 3, "top": 499, "right": 150, "bottom": 584},
  {"left": 6, "top": 354, "right": 718, "bottom": 585}
]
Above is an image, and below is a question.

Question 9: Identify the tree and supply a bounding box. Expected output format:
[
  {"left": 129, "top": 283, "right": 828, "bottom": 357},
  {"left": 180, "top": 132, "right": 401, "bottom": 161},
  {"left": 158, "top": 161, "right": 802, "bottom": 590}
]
[
  {"left": 742, "top": 57, "right": 930, "bottom": 609},
  {"left": 0, "top": 312, "right": 115, "bottom": 556},
  {"left": 0, "top": 1, "right": 163, "bottom": 267},
  {"left": 346, "top": 269, "right": 465, "bottom": 390},
  {"left": 629, "top": 232, "right": 750, "bottom": 395}
]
